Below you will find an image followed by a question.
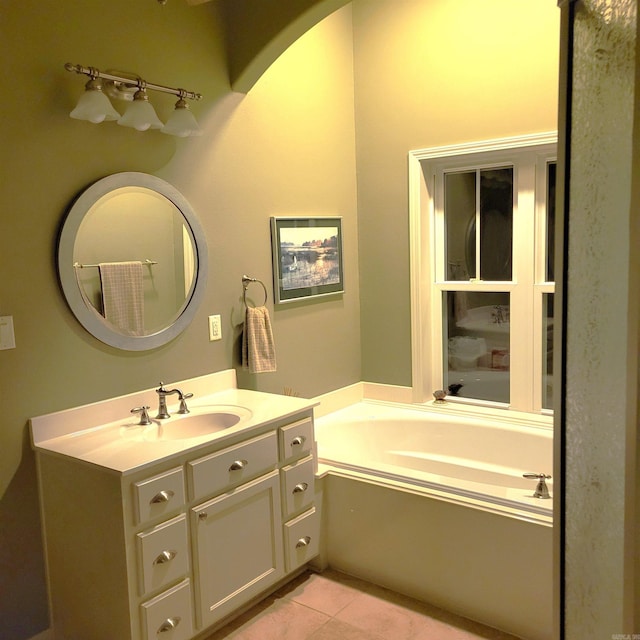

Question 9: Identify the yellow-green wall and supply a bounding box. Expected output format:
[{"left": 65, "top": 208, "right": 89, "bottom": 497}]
[
  {"left": 354, "top": 0, "right": 560, "bottom": 384},
  {"left": 0, "top": 2, "right": 359, "bottom": 635},
  {"left": 0, "top": 1, "right": 559, "bottom": 637}
]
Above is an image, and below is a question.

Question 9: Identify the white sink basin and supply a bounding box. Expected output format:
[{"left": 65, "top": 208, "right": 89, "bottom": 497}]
[
  {"left": 156, "top": 411, "right": 242, "bottom": 440},
  {"left": 120, "top": 405, "right": 253, "bottom": 442}
]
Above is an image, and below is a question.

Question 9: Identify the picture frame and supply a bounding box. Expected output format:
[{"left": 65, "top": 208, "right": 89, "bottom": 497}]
[{"left": 270, "top": 216, "right": 344, "bottom": 304}]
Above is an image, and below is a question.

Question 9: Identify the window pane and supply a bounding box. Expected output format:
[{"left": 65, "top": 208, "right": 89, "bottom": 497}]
[
  {"left": 445, "top": 171, "right": 476, "bottom": 280},
  {"left": 480, "top": 168, "right": 513, "bottom": 281},
  {"left": 444, "top": 291, "right": 510, "bottom": 403},
  {"left": 546, "top": 162, "right": 556, "bottom": 281},
  {"left": 542, "top": 293, "right": 554, "bottom": 409}
]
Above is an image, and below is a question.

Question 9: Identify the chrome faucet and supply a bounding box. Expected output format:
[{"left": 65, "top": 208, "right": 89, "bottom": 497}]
[
  {"left": 492, "top": 305, "right": 506, "bottom": 324},
  {"left": 131, "top": 405, "right": 152, "bottom": 425},
  {"left": 523, "top": 472, "right": 552, "bottom": 499},
  {"left": 156, "top": 382, "right": 192, "bottom": 419}
]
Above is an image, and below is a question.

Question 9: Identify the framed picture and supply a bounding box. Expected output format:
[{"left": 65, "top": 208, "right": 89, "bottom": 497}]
[{"left": 270, "top": 216, "right": 344, "bottom": 304}]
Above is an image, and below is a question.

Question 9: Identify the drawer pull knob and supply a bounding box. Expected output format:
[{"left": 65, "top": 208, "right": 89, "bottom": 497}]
[
  {"left": 291, "top": 436, "right": 306, "bottom": 447},
  {"left": 153, "top": 550, "right": 177, "bottom": 565},
  {"left": 198, "top": 512, "right": 208, "bottom": 521},
  {"left": 150, "top": 490, "right": 174, "bottom": 505},
  {"left": 293, "top": 482, "right": 308, "bottom": 494},
  {"left": 296, "top": 536, "right": 311, "bottom": 548},
  {"left": 158, "top": 616, "right": 181, "bottom": 633},
  {"left": 229, "top": 459, "right": 248, "bottom": 471}
]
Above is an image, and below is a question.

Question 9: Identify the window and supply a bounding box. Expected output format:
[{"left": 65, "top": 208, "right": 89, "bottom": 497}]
[{"left": 409, "top": 133, "right": 557, "bottom": 414}]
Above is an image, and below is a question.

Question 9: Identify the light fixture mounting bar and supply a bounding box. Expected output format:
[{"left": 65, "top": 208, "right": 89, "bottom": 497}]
[{"left": 64, "top": 63, "right": 202, "bottom": 101}]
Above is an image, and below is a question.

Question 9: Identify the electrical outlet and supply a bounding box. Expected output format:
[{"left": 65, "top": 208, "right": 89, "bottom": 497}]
[{"left": 208, "top": 314, "right": 222, "bottom": 341}]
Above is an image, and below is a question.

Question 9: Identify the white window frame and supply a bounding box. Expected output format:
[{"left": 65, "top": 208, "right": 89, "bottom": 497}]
[{"left": 408, "top": 132, "right": 557, "bottom": 414}]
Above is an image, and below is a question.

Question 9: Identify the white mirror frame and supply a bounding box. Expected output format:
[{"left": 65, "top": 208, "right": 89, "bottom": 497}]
[{"left": 57, "top": 172, "right": 208, "bottom": 351}]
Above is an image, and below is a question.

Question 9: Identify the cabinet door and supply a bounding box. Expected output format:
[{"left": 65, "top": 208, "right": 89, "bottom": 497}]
[{"left": 192, "top": 470, "right": 284, "bottom": 629}]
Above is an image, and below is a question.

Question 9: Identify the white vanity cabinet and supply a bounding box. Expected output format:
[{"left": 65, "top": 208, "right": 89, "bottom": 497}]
[{"left": 34, "top": 404, "right": 319, "bottom": 640}]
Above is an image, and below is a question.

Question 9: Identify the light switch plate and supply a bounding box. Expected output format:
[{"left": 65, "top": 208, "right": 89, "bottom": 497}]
[
  {"left": 208, "top": 314, "right": 222, "bottom": 341},
  {"left": 0, "top": 316, "right": 16, "bottom": 350}
]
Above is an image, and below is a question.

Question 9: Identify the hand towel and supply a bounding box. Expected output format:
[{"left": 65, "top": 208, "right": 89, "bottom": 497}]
[
  {"left": 242, "top": 306, "right": 277, "bottom": 373},
  {"left": 99, "top": 261, "right": 145, "bottom": 336}
]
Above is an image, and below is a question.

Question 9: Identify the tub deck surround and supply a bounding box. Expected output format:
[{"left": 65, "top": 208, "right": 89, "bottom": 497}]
[
  {"left": 30, "top": 369, "right": 317, "bottom": 473},
  {"left": 314, "top": 399, "right": 553, "bottom": 524}
]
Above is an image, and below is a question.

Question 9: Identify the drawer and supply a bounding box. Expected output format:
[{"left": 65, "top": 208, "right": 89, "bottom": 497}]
[
  {"left": 281, "top": 456, "right": 315, "bottom": 519},
  {"left": 279, "top": 417, "right": 314, "bottom": 465},
  {"left": 140, "top": 579, "right": 193, "bottom": 640},
  {"left": 136, "top": 514, "right": 190, "bottom": 597},
  {"left": 133, "top": 467, "right": 186, "bottom": 525},
  {"left": 189, "top": 431, "right": 278, "bottom": 500},
  {"left": 283, "top": 507, "right": 320, "bottom": 572}
]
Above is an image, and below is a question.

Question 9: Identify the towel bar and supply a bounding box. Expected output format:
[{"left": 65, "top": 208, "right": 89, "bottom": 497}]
[
  {"left": 74, "top": 259, "right": 157, "bottom": 268},
  {"left": 242, "top": 275, "right": 268, "bottom": 307}
]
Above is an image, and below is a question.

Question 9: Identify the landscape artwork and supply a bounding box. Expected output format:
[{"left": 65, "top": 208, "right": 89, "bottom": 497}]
[{"left": 271, "top": 217, "right": 344, "bottom": 303}]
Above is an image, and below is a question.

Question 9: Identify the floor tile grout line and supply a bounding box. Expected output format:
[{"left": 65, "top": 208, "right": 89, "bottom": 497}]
[{"left": 203, "top": 569, "right": 523, "bottom": 640}]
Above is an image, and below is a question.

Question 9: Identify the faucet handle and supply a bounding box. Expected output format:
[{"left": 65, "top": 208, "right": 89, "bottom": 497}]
[
  {"left": 523, "top": 472, "right": 552, "bottom": 499},
  {"left": 177, "top": 392, "right": 193, "bottom": 414},
  {"left": 131, "top": 406, "right": 152, "bottom": 425}
]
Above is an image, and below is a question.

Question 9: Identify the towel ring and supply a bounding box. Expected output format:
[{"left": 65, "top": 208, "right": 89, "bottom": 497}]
[{"left": 242, "top": 275, "right": 268, "bottom": 307}]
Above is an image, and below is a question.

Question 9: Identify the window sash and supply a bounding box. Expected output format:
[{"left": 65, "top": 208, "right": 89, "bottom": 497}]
[{"left": 428, "top": 144, "right": 556, "bottom": 414}]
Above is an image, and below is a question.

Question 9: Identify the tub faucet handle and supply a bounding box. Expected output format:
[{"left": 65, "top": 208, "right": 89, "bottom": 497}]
[{"left": 523, "top": 472, "right": 551, "bottom": 499}]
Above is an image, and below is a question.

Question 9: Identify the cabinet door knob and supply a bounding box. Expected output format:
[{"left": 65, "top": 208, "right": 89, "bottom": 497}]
[
  {"left": 150, "top": 490, "right": 174, "bottom": 504},
  {"left": 296, "top": 536, "right": 311, "bottom": 548},
  {"left": 158, "top": 616, "right": 181, "bottom": 633},
  {"left": 291, "top": 436, "right": 306, "bottom": 447},
  {"left": 153, "top": 550, "right": 177, "bottom": 565},
  {"left": 198, "top": 512, "right": 208, "bottom": 521},
  {"left": 293, "top": 482, "right": 308, "bottom": 494},
  {"left": 229, "top": 459, "right": 248, "bottom": 472}
]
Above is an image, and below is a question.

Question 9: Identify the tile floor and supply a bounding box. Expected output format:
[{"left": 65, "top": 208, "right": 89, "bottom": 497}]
[{"left": 203, "top": 569, "right": 521, "bottom": 640}]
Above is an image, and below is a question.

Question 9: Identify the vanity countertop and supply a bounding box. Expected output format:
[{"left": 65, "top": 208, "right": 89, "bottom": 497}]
[{"left": 30, "top": 370, "right": 317, "bottom": 475}]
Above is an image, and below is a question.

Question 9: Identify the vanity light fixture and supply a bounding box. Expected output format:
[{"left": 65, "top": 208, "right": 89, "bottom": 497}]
[
  {"left": 161, "top": 96, "right": 202, "bottom": 137},
  {"left": 65, "top": 63, "right": 203, "bottom": 137},
  {"left": 117, "top": 85, "right": 164, "bottom": 131},
  {"left": 69, "top": 73, "right": 121, "bottom": 124}
]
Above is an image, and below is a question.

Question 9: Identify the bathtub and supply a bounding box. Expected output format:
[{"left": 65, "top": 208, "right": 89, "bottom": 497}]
[
  {"left": 315, "top": 400, "right": 553, "bottom": 522},
  {"left": 314, "top": 399, "right": 554, "bottom": 640}
]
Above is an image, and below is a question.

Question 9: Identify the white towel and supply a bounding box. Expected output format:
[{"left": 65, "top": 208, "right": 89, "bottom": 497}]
[
  {"left": 99, "top": 261, "right": 144, "bottom": 336},
  {"left": 242, "top": 306, "right": 277, "bottom": 373}
]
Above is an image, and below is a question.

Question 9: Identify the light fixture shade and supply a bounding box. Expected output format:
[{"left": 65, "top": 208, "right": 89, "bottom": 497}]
[
  {"left": 161, "top": 99, "right": 202, "bottom": 137},
  {"left": 117, "top": 89, "right": 163, "bottom": 131},
  {"left": 70, "top": 79, "right": 121, "bottom": 124}
]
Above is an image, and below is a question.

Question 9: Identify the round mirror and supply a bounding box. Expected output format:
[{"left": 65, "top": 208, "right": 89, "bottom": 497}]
[{"left": 58, "top": 172, "right": 208, "bottom": 350}]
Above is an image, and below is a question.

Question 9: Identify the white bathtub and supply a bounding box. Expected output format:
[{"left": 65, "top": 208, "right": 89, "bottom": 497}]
[
  {"left": 314, "top": 399, "right": 554, "bottom": 640},
  {"left": 316, "top": 400, "right": 553, "bottom": 521}
]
